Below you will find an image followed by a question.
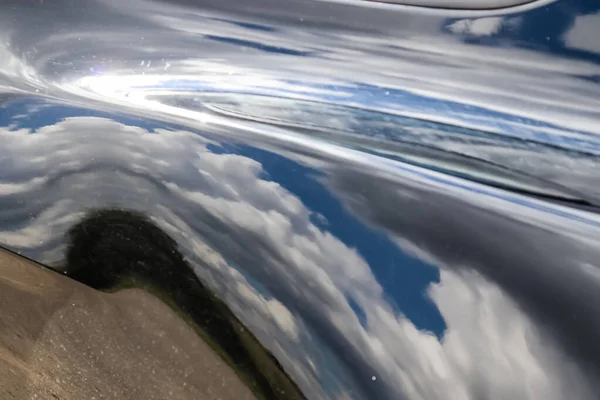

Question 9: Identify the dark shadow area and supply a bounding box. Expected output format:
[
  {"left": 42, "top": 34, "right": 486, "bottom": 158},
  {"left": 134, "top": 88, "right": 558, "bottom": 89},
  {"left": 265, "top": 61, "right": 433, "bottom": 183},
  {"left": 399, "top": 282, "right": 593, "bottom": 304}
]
[{"left": 64, "top": 208, "right": 305, "bottom": 400}]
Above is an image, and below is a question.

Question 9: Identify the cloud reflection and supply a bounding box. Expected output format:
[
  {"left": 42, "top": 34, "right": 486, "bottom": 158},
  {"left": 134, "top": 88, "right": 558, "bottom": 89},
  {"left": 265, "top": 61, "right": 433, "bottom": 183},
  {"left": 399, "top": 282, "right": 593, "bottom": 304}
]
[{"left": 564, "top": 11, "right": 600, "bottom": 53}]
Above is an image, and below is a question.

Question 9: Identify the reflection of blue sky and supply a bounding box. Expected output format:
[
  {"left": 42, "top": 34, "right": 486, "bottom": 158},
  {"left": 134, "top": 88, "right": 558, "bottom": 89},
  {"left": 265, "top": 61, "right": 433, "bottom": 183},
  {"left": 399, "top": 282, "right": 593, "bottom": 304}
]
[
  {"left": 208, "top": 142, "right": 446, "bottom": 338},
  {"left": 1, "top": 98, "right": 175, "bottom": 133}
]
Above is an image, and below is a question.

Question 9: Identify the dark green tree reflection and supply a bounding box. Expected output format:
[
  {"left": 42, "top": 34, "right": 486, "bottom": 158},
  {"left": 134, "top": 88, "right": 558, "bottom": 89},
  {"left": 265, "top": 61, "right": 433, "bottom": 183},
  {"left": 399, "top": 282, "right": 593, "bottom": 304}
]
[{"left": 65, "top": 208, "right": 305, "bottom": 400}]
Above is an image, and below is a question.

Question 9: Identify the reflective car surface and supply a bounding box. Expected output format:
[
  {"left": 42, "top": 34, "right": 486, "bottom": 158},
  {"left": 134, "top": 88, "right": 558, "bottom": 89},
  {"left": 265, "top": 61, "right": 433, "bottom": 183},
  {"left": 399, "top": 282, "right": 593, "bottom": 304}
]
[{"left": 1, "top": 0, "right": 600, "bottom": 399}]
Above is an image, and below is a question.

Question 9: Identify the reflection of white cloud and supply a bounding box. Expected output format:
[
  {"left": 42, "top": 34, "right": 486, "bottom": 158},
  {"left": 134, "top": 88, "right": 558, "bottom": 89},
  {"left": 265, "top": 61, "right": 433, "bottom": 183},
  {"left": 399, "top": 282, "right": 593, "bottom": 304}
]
[
  {"left": 564, "top": 12, "right": 600, "bottom": 53},
  {"left": 447, "top": 17, "right": 522, "bottom": 37},
  {"left": 448, "top": 17, "right": 503, "bottom": 36},
  {"left": 236, "top": 278, "right": 300, "bottom": 341},
  {"left": 430, "top": 269, "right": 594, "bottom": 400},
  {"left": 362, "top": 267, "right": 594, "bottom": 400},
  {"left": 0, "top": 177, "right": 47, "bottom": 195},
  {"left": 393, "top": 237, "right": 441, "bottom": 267},
  {"left": 0, "top": 199, "right": 79, "bottom": 248}
]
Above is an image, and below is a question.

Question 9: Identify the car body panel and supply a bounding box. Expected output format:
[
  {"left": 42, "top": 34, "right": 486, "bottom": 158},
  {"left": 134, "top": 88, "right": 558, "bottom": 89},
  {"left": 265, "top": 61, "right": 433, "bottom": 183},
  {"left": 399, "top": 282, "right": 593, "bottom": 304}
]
[{"left": 1, "top": 0, "right": 600, "bottom": 399}]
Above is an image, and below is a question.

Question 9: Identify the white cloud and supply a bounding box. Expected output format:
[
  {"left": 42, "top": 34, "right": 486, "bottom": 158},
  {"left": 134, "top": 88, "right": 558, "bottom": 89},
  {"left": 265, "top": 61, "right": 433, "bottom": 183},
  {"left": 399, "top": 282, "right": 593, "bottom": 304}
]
[
  {"left": 447, "top": 16, "right": 522, "bottom": 37},
  {"left": 235, "top": 278, "right": 300, "bottom": 341},
  {"left": 448, "top": 17, "right": 503, "bottom": 36},
  {"left": 430, "top": 269, "right": 594, "bottom": 400},
  {"left": 564, "top": 12, "right": 600, "bottom": 54}
]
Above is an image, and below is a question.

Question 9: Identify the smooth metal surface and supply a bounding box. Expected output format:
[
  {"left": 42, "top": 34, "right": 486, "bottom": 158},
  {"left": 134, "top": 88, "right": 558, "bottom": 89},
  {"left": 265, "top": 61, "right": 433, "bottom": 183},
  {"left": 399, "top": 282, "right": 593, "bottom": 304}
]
[{"left": 1, "top": 0, "right": 600, "bottom": 399}]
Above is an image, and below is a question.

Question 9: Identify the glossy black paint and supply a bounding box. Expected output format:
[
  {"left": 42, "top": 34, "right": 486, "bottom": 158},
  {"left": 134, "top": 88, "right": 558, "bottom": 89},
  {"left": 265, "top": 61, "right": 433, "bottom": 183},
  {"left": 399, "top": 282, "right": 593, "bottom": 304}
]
[{"left": 1, "top": 0, "right": 600, "bottom": 399}]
